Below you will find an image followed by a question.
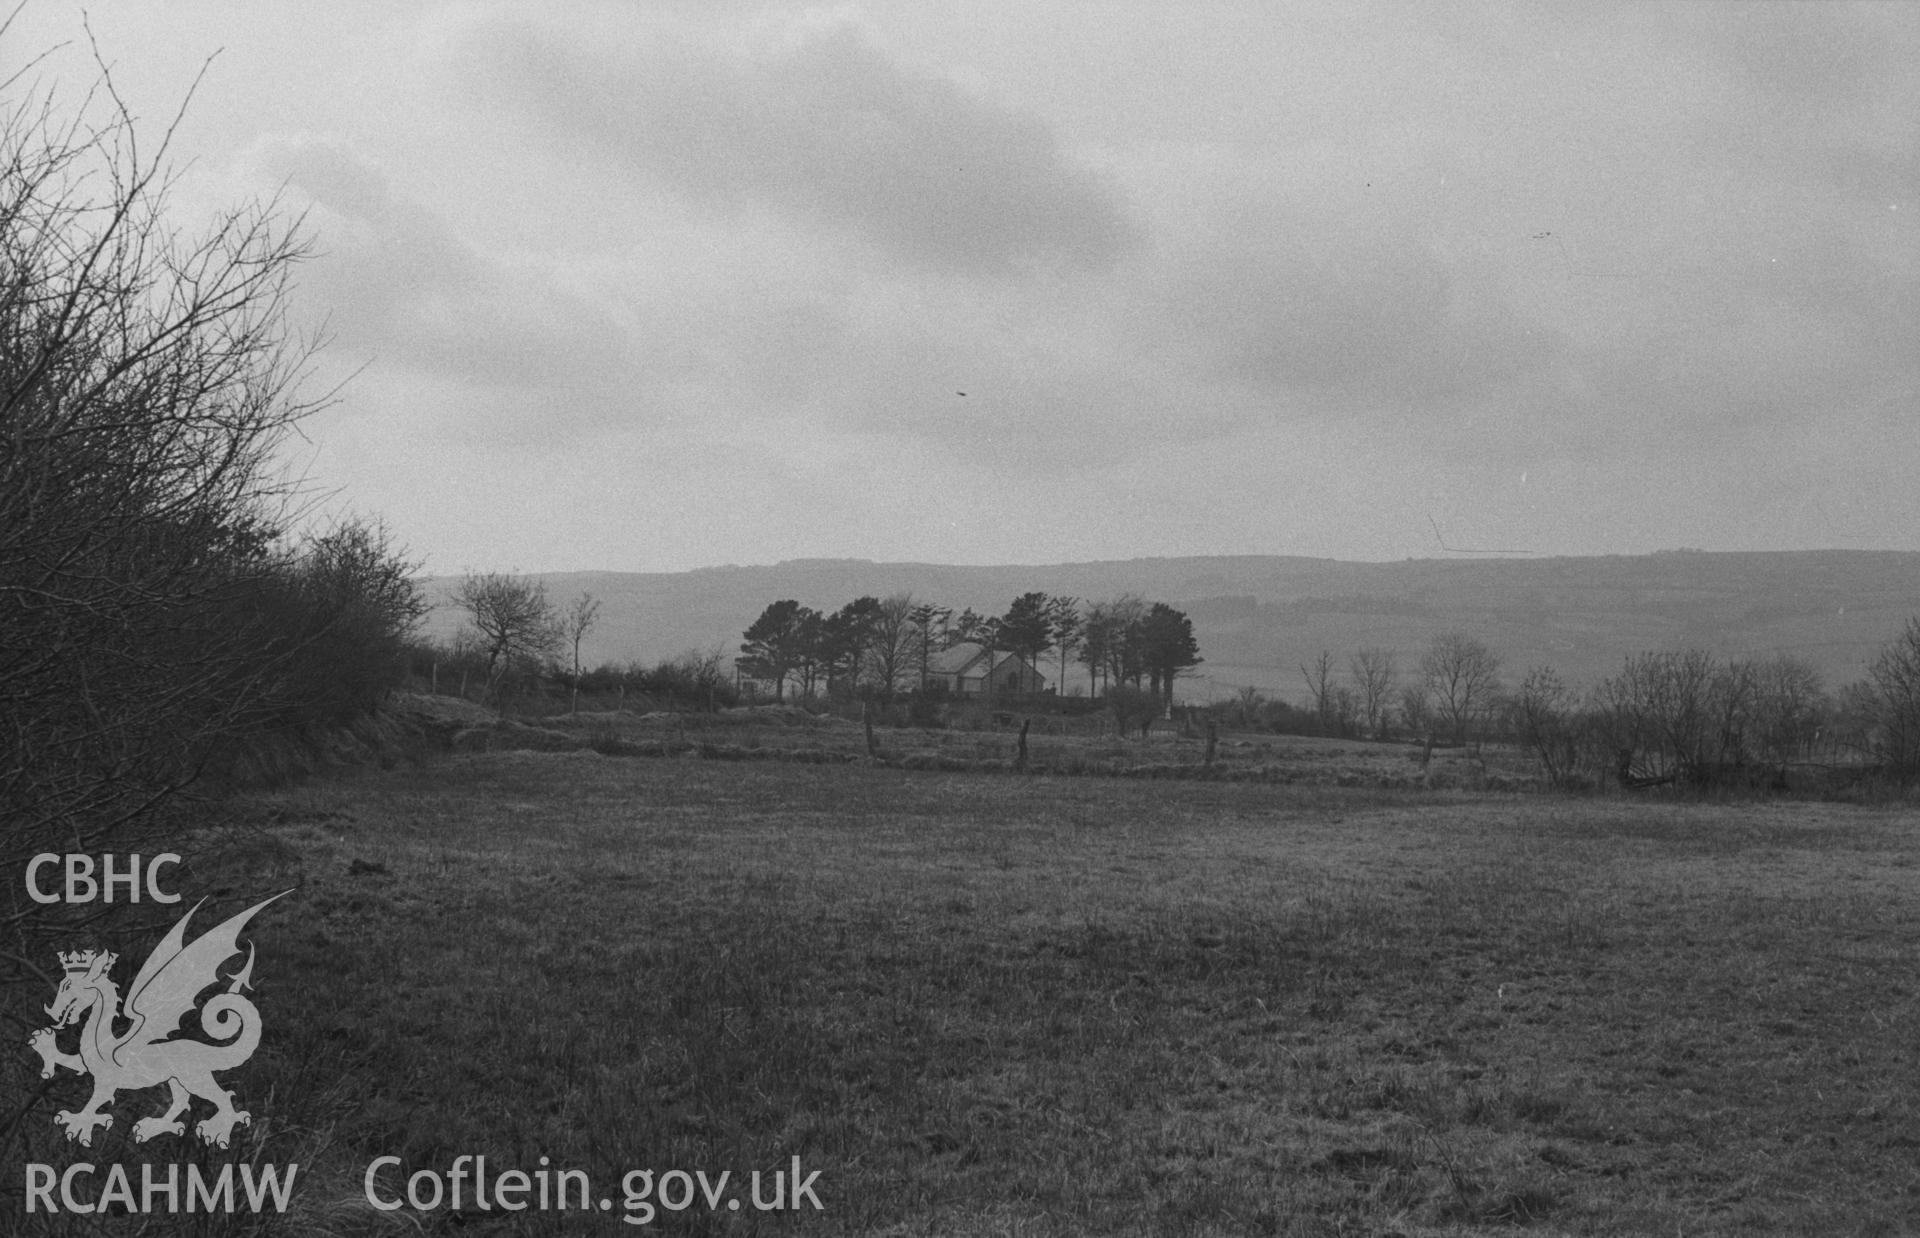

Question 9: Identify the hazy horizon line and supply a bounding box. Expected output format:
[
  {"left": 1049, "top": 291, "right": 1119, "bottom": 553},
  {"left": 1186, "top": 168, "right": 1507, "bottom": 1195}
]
[{"left": 413, "top": 546, "right": 1920, "bottom": 580}]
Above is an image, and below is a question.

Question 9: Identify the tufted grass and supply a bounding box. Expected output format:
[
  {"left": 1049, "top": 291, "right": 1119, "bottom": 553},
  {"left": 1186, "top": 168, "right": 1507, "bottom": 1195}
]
[{"left": 10, "top": 752, "right": 1920, "bottom": 1235}]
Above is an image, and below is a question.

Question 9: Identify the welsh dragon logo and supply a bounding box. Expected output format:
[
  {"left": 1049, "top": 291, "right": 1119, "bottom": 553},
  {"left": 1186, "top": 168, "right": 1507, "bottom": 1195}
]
[{"left": 26, "top": 893, "right": 286, "bottom": 1149}]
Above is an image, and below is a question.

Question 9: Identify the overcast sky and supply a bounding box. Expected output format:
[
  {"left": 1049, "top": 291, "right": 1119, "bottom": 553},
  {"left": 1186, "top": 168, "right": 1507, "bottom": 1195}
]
[{"left": 7, "top": 2, "right": 1915, "bottom": 573}]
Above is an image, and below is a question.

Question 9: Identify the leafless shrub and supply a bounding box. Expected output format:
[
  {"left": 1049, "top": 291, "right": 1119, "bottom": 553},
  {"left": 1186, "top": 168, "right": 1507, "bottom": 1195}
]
[
  {"left": 1591, "top": 650, "right": 1828, "bottom": 789},
  {"left": 1856, "top": 618, "right": 1920, "bottom": 781},
  {"left": 1510, "top": 667, "right": 1600, "bottom": 789},
  {"left": 263, "top": 517, "right": 429, "bottom": 731},
  {"left": 2, "top": 40, "right": 337, "bottom": 873}
]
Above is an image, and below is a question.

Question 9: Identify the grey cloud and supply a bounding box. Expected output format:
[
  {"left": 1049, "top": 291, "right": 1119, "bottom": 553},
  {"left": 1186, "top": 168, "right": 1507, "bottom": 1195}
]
[
  {"left": 1677, "top": 6, "right": 1918, "bottom": 210},
  {"left": 253, "top": 137, "right": 634, "bottom": 399},
  {"left": 1133, "top": 1, "right": 1914, "bottom": 453},
  {"left": 1137, "top": 195, "right": 1560, "bottom": 413},
  {"left": 1158, "top": 231, "right": 1449, "bottom": 391},
  {"left": 1714, "top": 2, "right": 1888, "bottom": 106},
  {"left": 460, "top": 19, "right": 1139, "bottom": 276},
  {"left": 654, "top": 267, "right": 1202, "bottom": 476}
]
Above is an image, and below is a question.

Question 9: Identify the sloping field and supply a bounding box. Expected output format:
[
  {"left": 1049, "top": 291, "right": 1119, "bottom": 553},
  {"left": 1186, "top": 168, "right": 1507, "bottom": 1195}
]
[{"left": 16, "top": 754, "right": 1920, "bottom": 1235}]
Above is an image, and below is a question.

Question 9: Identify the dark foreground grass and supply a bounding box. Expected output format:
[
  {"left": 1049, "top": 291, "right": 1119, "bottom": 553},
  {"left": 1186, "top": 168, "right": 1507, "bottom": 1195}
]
[{"left": 10, "top": 752, "right": 1920, "bottom": 1235}]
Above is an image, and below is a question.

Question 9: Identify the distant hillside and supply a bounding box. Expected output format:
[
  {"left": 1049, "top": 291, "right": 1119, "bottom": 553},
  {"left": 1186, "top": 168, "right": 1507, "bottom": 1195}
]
[{"left": 418, "top": 551, "right": 1920, "bottom": 704}]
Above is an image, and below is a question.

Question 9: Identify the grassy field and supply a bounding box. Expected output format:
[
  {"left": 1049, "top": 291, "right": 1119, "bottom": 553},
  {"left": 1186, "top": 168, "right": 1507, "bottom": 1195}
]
[{"left": 12, "top": 740, "right": 1920, "bottom": 1236}]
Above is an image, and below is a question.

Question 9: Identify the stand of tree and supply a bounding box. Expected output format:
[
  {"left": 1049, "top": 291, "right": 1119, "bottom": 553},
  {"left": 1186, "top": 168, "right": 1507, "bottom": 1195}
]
[{"left": 735, "top": 591, "right": 1203, "bottom": 706}]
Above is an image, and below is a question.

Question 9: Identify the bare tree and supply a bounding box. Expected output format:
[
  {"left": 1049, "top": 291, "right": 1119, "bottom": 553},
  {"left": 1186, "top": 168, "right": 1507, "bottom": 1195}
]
[
  {"left": 686, "top": 646, "right": 730, "bottom": 711},
  {"left": 455, "top": 572, "right": 560, "bottom": 700},
  {"left": 1513, "top": 666, "right": 1588, "bottom": 788},
  {"left": 1049, "top": 596, "right": 1083, "bottom": 695},
  {"left": 1400, "top": 684, "right": 1434, "bottom": 749},
  {"left": 1750, "top": 654, "right": 1825, "bottom": 767},
  {"left": 1231, "top": 685, "right": 1265, "bottom": 729},
  {"left": 1826, "top": 679, "right": 1872, "bottom": 760},
  {"left": 1421, "top": 633, "right": 1502, "bottom": 744},
  {"left": 864, "top": 592, "right": 919, "bottom": 702},
  {"left": 1300, "top": 651, "right": 1337, "bottom": 733},
  {"left": 1079, "top": 600, "right": 1114, "bottom": 696},
  {"left": 1705, "top": 656, "right": 1760, "bottom": 768},
  {"left": 1099, "top": 594, "right": 1149, "bottom": 690},
  {"left": 1593, "top": 649, "right": 1716, "bottom": 782},
  {"left": 1349, "top": 647, "right": 1398, "bottom": 739},
  {"left": 1330, "top": 685, "right": 1360, "bottom": 736},
  {"left": 906, "top": 602, "right": 951, "bottom": 690},
  {"left": 563, "top": 592, "right": 601, "bottom": 714}
]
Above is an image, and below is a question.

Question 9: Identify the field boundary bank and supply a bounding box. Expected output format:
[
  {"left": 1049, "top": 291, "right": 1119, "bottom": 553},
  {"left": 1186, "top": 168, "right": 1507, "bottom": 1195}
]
[
  {"left": 378, "top": 698, "right": 1902, "bottom": 801},
  {"left": 427, "top": 715, "right": 1526, "bottom": 790}
]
